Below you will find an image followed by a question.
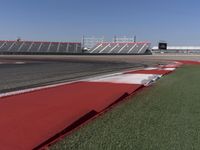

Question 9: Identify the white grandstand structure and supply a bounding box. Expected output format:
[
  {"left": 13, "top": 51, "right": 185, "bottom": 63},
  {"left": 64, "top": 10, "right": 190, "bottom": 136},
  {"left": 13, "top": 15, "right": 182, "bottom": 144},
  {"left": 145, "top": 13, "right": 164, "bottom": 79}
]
[
  {"left": 0, "top": 40, "right": 82, "bottom": 54},
  {"left": 89, "top": 42, "right": 151, "bottom": 54}
]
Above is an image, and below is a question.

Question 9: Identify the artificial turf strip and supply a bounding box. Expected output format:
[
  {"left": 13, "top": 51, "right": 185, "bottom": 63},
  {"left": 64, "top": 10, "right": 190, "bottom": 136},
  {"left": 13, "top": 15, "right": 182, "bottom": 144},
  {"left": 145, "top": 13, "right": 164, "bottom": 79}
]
[{"left": 51, "top": 65, "right": 200, "bottom": 150}]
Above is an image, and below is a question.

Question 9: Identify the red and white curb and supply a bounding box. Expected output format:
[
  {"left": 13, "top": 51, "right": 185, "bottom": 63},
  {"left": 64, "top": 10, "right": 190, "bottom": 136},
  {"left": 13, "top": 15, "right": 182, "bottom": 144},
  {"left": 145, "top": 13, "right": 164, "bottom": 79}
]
[
  {"left": 86, "top": 74, "right": 161, "bottom": 86},
  {"left": 85, "top": 62, "right": 181, "bottom": 86}
]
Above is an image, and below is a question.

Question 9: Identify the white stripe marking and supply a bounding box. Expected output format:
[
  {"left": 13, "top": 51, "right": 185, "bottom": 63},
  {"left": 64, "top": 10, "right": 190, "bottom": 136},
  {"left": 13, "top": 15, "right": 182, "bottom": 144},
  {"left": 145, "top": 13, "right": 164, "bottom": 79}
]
[
  {"left": 108, "top": 44, "right": 119, "bottom": 53},
  {"left": 86, "top": 74, "right": 161, "bottom": 85},
  {"left": 90, "top": 43, "right": 102, "bottom": 53},
  {"left": 99, "top": 44, "right": 110, "bottom": 53},
  {"left": 138, "top": 44, "right": 147, "bottom": 53},
  {"left": 162, "top": 68, "right": 176, "bottom": 71},
  {"left": 144, "top": 67, "right": 159, "bottom": 70},
  {"left": 0, "top": 82, "right": 70, "bottom": 98},
  {"left": 128, "top": 44, "right": 137, "bottom": 53}
]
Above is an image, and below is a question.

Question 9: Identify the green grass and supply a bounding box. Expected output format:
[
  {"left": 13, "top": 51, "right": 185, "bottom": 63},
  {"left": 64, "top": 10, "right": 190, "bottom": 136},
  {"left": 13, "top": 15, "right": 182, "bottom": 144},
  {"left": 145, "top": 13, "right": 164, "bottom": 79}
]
[{"left": 51, "top": 65, "right": 200, "bottom": 150}]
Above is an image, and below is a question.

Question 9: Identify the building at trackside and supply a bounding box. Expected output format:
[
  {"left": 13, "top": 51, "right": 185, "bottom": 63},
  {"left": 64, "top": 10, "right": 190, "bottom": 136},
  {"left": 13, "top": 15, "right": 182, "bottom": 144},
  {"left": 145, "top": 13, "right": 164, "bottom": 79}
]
[{"left": 152, "top": 46, "right": 200, "bottom": 54}]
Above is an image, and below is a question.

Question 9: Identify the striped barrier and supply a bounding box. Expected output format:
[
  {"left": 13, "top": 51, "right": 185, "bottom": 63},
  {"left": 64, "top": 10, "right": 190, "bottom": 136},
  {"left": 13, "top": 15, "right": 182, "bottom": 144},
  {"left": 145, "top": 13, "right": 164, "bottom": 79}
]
[{"left": 0, "top": 62, "right": 181, "bottom": 150}]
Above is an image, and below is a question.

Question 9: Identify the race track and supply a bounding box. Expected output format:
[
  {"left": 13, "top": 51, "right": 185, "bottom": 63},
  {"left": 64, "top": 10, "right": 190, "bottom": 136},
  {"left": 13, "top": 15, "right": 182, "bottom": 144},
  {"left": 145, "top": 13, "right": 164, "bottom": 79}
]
[
  {"left": 0, "top": 58, "right": 153, "bottom": 93},
  {"left": 1, "top": 54, "right": 199, "bottom": 93}
]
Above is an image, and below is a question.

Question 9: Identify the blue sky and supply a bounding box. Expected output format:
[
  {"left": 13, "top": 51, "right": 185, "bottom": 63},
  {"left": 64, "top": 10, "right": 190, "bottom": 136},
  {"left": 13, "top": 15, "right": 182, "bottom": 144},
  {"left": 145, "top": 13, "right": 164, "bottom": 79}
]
[{"left": 0, "top": 0, "right": 200, "bottom": 45}]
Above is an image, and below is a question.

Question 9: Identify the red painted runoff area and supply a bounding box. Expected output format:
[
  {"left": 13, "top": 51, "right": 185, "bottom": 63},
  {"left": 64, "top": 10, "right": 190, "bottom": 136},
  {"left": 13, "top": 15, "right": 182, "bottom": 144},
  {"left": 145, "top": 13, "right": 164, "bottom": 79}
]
[
  {"left": 125, "top": 69, "right": 172, "bottom": 75},
  {"left": 0, "top": 81, "right": 142, "bottom": 150},
  {"left": 177, "top": 60, "right": 200, "bottom": 65}
]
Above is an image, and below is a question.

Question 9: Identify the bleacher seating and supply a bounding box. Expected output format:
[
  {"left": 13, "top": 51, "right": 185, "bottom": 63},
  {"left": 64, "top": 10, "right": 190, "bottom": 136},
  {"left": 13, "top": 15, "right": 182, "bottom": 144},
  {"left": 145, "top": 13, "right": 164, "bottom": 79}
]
[
  {"left": 0, "top": 41, "right": 5, "bottom": 48},
  {"left": 0, "top": 41, "right": 14, "bottom": 51},
  {"left": 39, "top": 42, "right": 50, "bottom": 52},
  {"left": 89, "top": 42, "right": 151, "bottom": 54},
  {"left": 9, "top": 42, "right": 23, "bottom": 52},
  {"left": 59, "top": 43, "right": 69, "bottom": 52},
  {"left": 0, "top": 40, "right": 82, "bottom": 54},
  {"left": 29, "top": 42, "right": 41, "bottom": 52},
  {"left": 20, "top": 42, "right": 32, "bottom": 52},
  {"left": 49, "top": 42, "right": 59, "bottom": 52}
]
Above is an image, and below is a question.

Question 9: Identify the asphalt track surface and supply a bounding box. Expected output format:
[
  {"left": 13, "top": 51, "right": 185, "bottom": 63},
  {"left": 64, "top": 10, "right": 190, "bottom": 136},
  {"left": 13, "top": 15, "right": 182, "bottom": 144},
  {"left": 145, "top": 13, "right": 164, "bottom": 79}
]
[
  {"left": 0, "top": 58, "right": 157, "bottom": 93},
  {"left": 1, "top": 54, "right": 199, "bottom": 93}
]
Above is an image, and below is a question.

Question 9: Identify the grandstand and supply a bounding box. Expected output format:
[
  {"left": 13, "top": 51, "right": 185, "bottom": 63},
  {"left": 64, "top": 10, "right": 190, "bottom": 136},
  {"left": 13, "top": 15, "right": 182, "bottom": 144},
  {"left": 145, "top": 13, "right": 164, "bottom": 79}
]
[
  {"left": 89, "top": 42, "right": 151, "bottom": 54},
  {"left": 0, "top": 40, "right": 82, "bottom": 54}
]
